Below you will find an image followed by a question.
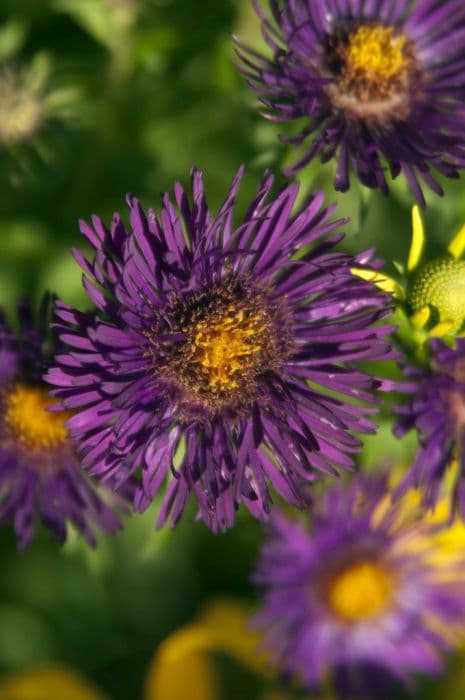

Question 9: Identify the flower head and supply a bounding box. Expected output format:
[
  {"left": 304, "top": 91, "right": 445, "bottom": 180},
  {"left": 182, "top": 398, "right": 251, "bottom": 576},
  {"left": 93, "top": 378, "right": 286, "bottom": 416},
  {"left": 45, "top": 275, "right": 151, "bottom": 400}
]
[
  {"left": 0, "top": 67, "right": 43, "bottom": 145},
  {"left": 47, "top": 167, "right": 393, "bottom": 532},
  {"left": 234, "top": 1, "right": 465, "bottom": 205},
  {"left": 0, "top": 296, "right": 125, "bottom": 549},
  {"left": 394, "top": 338, "right": 465, "bottom": 519},
  {"left": 404, "top": 209, "right": 465, "bottom": 338},
  {"left": 0, "top": 56, "right": 78, "bottom": 149},
  {"left": 354, "top": 206, "right": 465, "bottom": 348},
  {"left": 254, "top": 474, "right": 465, "bottom": 695}
]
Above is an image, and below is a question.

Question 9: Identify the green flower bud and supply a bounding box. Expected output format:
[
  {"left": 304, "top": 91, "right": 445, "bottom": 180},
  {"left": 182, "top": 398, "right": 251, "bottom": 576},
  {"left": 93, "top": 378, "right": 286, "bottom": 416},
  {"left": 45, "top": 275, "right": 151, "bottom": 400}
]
[{"left": 407, "top": 256, "right": 465, "bottom": 327}]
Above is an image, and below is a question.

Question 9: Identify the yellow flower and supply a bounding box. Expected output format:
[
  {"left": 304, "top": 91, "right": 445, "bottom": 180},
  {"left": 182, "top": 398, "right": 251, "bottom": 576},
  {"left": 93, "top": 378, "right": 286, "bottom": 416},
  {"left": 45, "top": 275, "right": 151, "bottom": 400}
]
[
  {"left": 353, "top": 207, "right": 465, "bottom": 344},
  {"left": 0, "top": 600, "right": 306, "bottom": 700},
  {"left": 144, "top": 598, "right": 275, "bottom": 700},
  {"left": 0, "top": 665, "right": 107, "bottom": 700},
  {"left": 405, "top": 208, "right": 465, "bottom": 338}
]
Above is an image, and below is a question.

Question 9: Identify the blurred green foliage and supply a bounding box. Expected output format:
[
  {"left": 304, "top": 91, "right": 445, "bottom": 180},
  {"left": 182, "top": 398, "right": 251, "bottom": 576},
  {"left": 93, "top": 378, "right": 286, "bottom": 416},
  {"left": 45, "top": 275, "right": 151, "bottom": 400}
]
[{"left": 0, "top": 1, "right": 465, "bottom": 698}]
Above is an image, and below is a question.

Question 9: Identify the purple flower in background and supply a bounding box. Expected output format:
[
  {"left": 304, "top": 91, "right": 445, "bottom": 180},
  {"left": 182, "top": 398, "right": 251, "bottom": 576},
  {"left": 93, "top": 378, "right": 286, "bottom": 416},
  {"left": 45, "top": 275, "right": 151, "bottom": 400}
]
[
  {"left": 254, "top": 474, "right": 465, "bottom": 695},
  {"left": 0, "top": 296, "right": 124, "bottom": 549},
  {"left": 395, "top": 338, "right": 465, "bottom": 518},
  {"left": 234, "top": 1, "right": 465, "bottom": 205},
  {"left": 47, "top": 167, "right": 393, "bottom": 532}
]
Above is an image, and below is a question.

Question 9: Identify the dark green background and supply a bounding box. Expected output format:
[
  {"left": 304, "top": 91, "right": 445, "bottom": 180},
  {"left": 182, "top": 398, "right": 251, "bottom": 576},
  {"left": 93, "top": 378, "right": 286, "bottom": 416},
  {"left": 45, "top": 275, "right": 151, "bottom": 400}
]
[{"left": 0, "top": 1, "right": 464, "bottom": 697}]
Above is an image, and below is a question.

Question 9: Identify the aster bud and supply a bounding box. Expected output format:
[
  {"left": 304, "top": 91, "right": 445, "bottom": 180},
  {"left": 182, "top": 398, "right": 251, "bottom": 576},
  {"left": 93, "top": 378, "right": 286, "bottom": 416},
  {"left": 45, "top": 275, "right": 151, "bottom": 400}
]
[{"left": 407, "top": 256, "right": 465, "bottom": 330}]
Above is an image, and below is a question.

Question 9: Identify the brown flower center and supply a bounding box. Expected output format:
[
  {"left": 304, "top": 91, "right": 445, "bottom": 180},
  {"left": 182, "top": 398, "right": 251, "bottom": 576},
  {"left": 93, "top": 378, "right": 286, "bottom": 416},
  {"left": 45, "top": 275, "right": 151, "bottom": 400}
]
[
  {"left": 325, "top": 23, "right": 418, "bottom": 120},
  {"left": 192, "top": 306, "right": 269, "bottom": 394},
  {"left": 344, "top": 25, "right": 411, "bottom": 97},
  {"left": 147, "top": 281, "right": 288, "bottom": 415}
]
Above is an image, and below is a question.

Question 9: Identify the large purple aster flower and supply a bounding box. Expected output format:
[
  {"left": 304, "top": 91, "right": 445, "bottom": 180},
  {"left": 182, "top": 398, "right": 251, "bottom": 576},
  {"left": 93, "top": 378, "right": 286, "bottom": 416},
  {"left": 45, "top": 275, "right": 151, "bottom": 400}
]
[
  {"left": 47, "top": 168, "right": 393, "bottom": 532},
  {"left": 394, "top": 338, "right": 465, "bottom": 518},
  {"left": 0, "top": 296, "right": 124, "bottom": 549},
  {"left": 234, "top": 1, "right": 465, "bottom": 205},
  {"left": 254, "top": 474, "right": 465, "bottom": 695}
]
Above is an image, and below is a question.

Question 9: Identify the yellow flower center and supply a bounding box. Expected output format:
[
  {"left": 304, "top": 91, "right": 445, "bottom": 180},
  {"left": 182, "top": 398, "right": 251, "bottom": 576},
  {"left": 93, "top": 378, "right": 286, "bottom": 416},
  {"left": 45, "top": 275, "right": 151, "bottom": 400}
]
[
  {"left": 407, "top": 256, "right": 465, "bottom": 329},
  {"left": 4, "top": 384, "right": 69, "bottom": 451},
  {"left": 149, "top": 282, "right": 288, "bottom": 416},
  {"left": 192, "top": 307, "right": 267, "bottom": 394},
  {"left": 345, "top": 24, "right": 408, "bottom": 86},
  {"left": 327, "top": 23, "right": 415, "bottom": 110},
  {"left": 327, "top": 561, "right": 392, "bottom": 622}
]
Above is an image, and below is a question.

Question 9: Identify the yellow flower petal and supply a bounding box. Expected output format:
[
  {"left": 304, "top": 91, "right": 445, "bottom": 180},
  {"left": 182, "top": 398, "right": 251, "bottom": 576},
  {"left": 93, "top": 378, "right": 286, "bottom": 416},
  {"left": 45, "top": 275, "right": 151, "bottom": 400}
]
[
  {"left": 145, "top": 648, "right": 216, "bottom": 700},
  {"left": 145, "top": 599, "right": 273, "bottom": 700},
  {"left": 0, "top": 666, "right": 107, "bottom": 700},
  {"left": 428, "top": 320, "right": 456, "bottom": 337},
  {"left": 350, "top": 268, "right": 403, "bottom": 298},
  {"left": 448, "top": 222, "right": 465, "bottom": 260},
  {"left": 407, "top": 205, "right": 425, "bottom": 271},
  {"left": 193, "top": 599, "right": 271, "bottom": 675},
  {"left": 410, "top": 305, "right": 430, "bottom": 329}
]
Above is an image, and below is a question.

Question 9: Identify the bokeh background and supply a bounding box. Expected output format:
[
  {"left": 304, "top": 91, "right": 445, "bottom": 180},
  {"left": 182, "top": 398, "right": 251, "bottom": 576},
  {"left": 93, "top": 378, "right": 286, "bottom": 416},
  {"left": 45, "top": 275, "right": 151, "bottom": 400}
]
[{"left": 1, "top": 1, "right": 465, "bottom": 698}]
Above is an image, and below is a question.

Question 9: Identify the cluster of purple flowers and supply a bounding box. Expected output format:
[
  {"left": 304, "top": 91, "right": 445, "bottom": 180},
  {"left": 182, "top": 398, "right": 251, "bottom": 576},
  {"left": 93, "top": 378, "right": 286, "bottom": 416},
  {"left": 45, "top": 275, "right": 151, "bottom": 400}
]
[{"left": 3, "top": 1, "right": 465, "bottom": 697}]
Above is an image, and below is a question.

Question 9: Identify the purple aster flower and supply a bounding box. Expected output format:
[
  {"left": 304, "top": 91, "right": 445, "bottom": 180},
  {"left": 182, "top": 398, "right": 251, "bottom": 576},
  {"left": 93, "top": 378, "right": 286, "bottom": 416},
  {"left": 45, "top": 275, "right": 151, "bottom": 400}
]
[
  {"left": 234, "top": 1, "right": 465, "bottom": 205},
  {"left": 394, "top": 338, "right": 465, "bottom": 518},
  {"left": 0, "top": 296, "right": 125, "bottom": 549},
  {"left": 254, "top": 474, "right": 465, "bottom": 696},
  {"left": 47, "top": 167, "right": 393, "bottom": 532}
]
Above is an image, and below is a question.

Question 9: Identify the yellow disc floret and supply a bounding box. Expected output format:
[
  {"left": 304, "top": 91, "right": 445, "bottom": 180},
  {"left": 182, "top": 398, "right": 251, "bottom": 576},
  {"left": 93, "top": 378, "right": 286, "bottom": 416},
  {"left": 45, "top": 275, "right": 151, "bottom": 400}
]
[
  {"left": 326, "top": 22, "right": 417, "bottom": 117},
  {"left": 345, "top": 24, "right": 409, "bottom": 87},
  {"left": 327, "top": 561, "right": 392, "bottom": 622},
  {"left": 193, "top": 307, "right": 267, "bottom": 394},
  {"left": 149, "top": 282, "right": 287, "bottom": 416},
  {"left": 407, "top": 257, "right": 465, "bottom": 329},
  {"left": 4, "top": 384, "right": 69, "bottom": 451}
]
